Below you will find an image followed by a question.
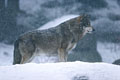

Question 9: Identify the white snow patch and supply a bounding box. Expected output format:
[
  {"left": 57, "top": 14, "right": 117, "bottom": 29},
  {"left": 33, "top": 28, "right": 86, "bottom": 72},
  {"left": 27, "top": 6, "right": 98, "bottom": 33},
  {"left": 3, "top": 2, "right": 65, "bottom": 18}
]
[
  {"left": 0, "top": 61, "right": 120, "bottom": 80},
  {"left": 0, "top": 43, "right": 13, "bottom": 66},
  {"left": 31, "top": 54, "right": 58, "bottom": 63},
  {"left": 97, "top": 41, "right": 120, "bottom": 63}
]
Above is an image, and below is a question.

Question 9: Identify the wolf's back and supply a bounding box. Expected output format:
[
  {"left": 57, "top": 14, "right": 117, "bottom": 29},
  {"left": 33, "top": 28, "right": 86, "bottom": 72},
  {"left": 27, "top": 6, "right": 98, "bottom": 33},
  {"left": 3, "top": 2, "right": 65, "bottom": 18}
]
[{"left": 13, "top": 39, "right": 22, "bottom": 65}]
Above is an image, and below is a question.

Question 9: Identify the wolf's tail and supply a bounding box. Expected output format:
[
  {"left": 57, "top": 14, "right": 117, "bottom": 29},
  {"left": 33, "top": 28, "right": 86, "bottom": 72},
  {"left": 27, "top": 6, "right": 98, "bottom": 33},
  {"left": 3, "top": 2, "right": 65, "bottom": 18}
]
[{"left": 13, "top": 39, "right": 22, "bottom": 65}]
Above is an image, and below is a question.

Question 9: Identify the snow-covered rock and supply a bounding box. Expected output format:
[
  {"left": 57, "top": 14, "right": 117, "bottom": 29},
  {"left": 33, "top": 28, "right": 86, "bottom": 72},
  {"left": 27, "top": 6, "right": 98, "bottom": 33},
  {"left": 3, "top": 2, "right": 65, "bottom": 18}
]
[
  {"left": 39, "top": 15, "right": 78, "bottom": 30},
  {"left": 0, "top": 61, "right": 120, "bottom": 80}
]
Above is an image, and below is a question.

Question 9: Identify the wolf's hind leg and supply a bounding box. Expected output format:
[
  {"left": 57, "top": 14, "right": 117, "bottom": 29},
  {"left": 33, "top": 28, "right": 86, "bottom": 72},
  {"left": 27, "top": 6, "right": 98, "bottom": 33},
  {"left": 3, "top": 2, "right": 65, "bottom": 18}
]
[{"left": 19, "top": 40, "right": 35, "bottom": 64}]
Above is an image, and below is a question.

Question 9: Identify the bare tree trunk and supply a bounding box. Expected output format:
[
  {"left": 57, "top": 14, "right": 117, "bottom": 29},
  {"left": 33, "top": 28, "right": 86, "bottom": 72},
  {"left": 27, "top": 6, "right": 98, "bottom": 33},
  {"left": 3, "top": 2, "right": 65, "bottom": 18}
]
[
  {"left": 0, "top": 0, "right": 5, "bottom": 8},
  {"left": 0, "top": 0, "right": 20, "bottom": 44},
  {"left": 7, "top": 0, "right": 19, "bottom": 11},
  {"left": 0, "top": 0, "right": 5, "bottom": 42}
]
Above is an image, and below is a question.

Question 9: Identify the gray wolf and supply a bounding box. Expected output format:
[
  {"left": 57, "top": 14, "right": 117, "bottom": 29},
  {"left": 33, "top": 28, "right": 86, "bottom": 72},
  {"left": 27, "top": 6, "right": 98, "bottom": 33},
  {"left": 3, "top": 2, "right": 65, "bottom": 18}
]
[{"left": 13, "top": 14, "right": 95, "bottom": 64}]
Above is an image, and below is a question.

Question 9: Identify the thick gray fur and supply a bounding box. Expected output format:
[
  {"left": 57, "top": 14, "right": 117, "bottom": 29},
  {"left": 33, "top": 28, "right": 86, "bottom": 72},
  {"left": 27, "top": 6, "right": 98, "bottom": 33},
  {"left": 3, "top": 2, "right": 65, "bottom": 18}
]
[{"left": 13, "top": 14, "right": 94, "bottom": 64}]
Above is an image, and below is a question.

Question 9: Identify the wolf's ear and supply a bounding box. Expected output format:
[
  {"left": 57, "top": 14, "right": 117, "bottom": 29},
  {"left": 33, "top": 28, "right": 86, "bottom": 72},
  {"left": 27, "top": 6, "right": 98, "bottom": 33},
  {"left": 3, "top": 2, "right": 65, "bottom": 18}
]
[{"left": 77, "top": 14, "right": 90, "bottom": 23}]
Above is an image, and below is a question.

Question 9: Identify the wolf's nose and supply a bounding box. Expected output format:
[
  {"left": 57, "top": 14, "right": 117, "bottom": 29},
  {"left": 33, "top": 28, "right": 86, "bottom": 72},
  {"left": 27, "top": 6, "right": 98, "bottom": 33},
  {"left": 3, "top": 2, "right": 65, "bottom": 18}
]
[{"left": 93, "top": 28, "right": 95, "bottom": 31}]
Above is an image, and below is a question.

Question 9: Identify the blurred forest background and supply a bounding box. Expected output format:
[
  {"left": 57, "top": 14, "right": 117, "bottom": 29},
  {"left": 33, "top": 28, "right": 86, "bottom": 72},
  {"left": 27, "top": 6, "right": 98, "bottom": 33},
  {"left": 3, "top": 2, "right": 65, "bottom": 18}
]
[{"left": 0, "top": 0, "right": 120, "bottom": 65}]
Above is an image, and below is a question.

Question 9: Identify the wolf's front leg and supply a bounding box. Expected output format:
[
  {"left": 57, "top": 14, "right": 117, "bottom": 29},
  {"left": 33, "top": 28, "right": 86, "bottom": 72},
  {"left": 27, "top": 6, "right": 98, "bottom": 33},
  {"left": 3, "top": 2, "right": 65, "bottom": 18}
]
[{"left": 58, "top": 48, "right": 68, "bottom": 62}]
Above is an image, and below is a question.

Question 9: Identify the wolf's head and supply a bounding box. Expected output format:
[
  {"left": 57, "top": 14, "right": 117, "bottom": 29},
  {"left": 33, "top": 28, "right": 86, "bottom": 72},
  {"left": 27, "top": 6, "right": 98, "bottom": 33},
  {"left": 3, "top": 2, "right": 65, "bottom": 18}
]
[
  {"left": 68, "top": 14, "right": 95, "bottom": 36},
  {"left": 77, "top": 14, "right": 95, "bottom": 34}
]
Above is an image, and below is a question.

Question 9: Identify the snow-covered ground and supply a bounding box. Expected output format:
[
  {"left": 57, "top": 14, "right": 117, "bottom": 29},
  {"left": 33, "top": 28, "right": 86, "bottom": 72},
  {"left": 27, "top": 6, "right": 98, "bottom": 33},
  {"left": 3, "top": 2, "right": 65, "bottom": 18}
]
[{"left": 0, "top": 61, "right": 120, "bottom": 80}]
